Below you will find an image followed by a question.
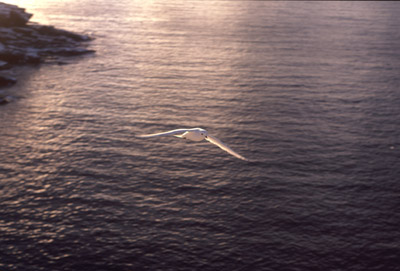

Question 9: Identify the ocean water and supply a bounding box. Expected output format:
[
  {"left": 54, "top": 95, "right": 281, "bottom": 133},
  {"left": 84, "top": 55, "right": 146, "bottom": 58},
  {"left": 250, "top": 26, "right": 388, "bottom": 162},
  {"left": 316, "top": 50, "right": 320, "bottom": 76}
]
[{"left": 1, "top": 1, "right": 400, "bottom": 270}]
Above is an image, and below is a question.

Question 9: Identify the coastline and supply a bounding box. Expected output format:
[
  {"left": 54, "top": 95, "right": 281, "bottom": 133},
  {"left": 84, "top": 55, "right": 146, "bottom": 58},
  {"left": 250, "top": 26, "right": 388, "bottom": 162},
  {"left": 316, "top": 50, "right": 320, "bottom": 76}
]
[{"left": 0, "top": 2, "right": 94, "bottom": 104}]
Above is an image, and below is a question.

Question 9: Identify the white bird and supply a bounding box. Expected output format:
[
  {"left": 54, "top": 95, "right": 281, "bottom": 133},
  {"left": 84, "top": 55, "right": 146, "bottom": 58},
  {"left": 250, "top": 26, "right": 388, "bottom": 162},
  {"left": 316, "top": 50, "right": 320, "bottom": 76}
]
[{"left": 136, "top": 128, "right": 249, "bottom": 161}]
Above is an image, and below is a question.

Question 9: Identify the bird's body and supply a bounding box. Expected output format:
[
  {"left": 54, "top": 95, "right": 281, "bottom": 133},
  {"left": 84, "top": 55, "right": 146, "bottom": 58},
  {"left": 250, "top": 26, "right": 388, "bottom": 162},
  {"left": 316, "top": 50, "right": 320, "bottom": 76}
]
[
  {"left": 137, "top": 128, "right": 249, "bottom": 161},
  {"left": 177, "top": 128, "right": 208, "bottom": 141}
]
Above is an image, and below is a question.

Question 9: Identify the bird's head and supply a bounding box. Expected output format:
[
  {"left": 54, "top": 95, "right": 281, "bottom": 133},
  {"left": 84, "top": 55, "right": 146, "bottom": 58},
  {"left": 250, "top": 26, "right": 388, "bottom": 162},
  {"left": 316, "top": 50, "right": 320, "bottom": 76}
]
[{"left": 199, "top": 130, "right": 208, "bottom": 138}]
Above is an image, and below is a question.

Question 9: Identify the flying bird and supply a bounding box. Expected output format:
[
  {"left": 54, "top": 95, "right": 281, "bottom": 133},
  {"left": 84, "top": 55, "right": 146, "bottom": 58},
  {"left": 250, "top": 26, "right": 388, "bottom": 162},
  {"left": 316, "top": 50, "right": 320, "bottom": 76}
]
[{"left": 136, "top": 128, "right": 249, "bottom": 161}]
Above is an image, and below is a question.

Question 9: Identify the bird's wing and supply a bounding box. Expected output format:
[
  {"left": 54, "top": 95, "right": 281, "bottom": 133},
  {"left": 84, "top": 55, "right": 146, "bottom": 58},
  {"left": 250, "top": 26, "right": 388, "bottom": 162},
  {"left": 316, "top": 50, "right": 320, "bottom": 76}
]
[
  {"left": 206, "top": 135, "right": 248, "bottom": 161},
  {"left": 136, "top": 129, "right": 189, "bottom": 138}
]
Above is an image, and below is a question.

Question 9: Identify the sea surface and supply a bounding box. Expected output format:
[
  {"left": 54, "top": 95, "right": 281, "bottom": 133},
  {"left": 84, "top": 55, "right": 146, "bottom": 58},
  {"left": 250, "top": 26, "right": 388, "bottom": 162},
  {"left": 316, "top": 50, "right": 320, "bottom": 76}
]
[{"left": 1, "top": 1, "right": 400, "bottom": 270}]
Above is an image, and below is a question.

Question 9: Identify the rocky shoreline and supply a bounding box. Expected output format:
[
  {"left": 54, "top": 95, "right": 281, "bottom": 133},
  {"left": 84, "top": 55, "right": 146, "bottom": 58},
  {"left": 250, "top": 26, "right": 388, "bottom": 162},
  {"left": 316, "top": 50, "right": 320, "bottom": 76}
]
[{"left": 0, "top": 2, "right": 94, "bottom": 104}]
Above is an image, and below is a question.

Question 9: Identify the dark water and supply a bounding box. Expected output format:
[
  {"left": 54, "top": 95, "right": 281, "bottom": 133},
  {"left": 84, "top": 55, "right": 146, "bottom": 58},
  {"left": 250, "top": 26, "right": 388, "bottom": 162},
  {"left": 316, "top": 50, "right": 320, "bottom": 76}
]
[{"left": 1, "top": 1, "right": 400, "bottom": 270}]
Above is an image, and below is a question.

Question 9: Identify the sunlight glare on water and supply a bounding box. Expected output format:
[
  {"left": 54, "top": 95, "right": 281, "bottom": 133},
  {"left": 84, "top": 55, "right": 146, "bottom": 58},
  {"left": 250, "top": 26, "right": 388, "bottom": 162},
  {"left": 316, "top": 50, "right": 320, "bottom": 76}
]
[{"left": 1, "top": 1, "right": 400, "bottom": 270}]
